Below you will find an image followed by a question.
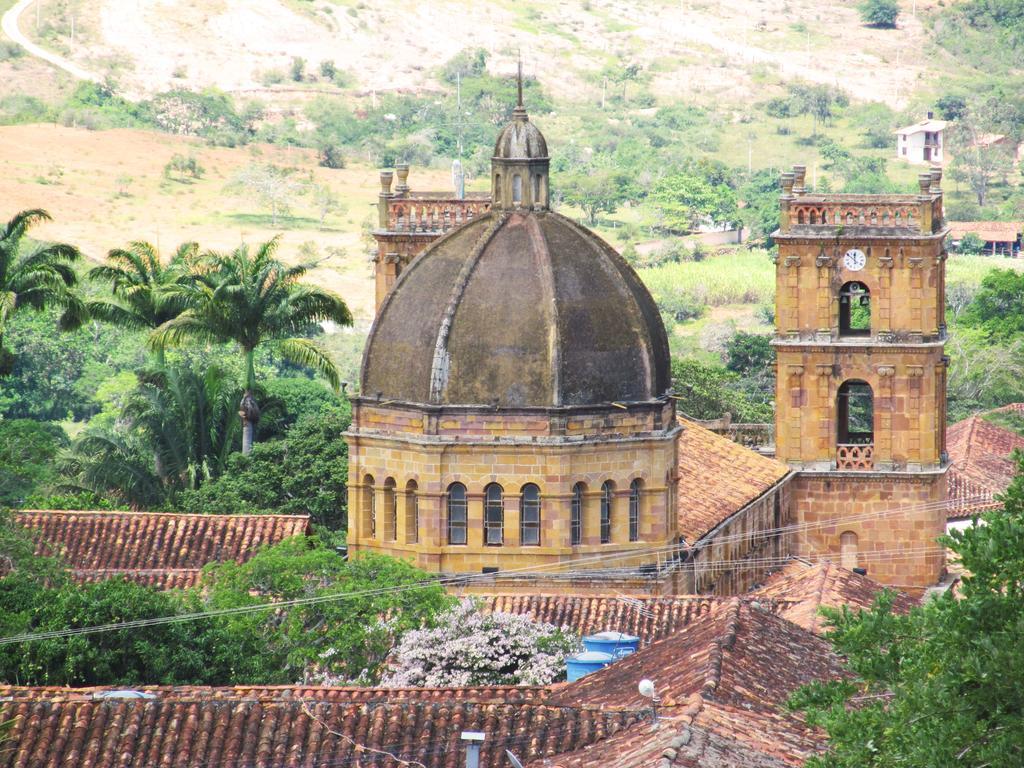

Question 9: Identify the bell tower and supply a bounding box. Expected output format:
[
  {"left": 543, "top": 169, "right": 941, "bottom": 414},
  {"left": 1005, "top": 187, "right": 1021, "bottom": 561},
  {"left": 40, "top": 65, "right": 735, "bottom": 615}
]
[{"left": 773, "top": 165, "right": 948, "bottom": 592}]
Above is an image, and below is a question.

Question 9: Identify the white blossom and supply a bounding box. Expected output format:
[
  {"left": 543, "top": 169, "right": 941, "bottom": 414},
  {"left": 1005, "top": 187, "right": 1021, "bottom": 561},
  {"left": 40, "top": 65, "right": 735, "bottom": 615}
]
[{"left": 380, "top": 599, "right": 582, "bottom": 687}]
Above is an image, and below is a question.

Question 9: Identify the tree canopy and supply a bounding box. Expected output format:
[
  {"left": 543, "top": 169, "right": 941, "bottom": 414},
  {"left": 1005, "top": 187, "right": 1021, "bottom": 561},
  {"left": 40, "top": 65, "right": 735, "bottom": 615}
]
[{"left": 792, "top": 454, "right": 1024, "bottom": 767}]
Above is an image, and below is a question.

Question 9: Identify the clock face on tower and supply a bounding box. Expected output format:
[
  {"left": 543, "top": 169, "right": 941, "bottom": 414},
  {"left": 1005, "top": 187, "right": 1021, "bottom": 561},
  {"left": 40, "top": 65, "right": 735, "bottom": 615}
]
[{"left": 843, "top": 248, "right": 867, "bottom": 271}]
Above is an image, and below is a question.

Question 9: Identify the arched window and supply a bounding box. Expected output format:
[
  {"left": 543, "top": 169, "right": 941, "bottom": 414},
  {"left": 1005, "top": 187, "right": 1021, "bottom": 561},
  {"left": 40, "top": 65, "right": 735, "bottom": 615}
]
[
  {"left": 840, "top": 531, "right": 858, "bottom": 569},
  {"left": 533, "top": 174, "right": 541, "bottom": 204},
  {"left": 600, "top": 481, "right": 614, "bottom": 544},
  {"left": 571, "top": 483, "right": 584, "bottom": 546},
  {"left": 837, "top": 380, "right": 874, "bottom": 470},
  {"left": 520, "top": 484, "right": 541, "bottom": 546},
  {"left": 484, "top": 483, "right": 504, "bottom": 545},
  {"left": 512, "top": 174, "right": 522, "bottom": 204},
  {"left": 363, "top": 474, "right": 376, "bottom": 539},
  {"left": 629, "top": 479, "right": 642, "bottom": 542},
  {"left": 838, "top": 380, "right": 874, "bottom": 444},
  {"left": 383, "top": 478, "right": 397, "bottom": 541},
  {"left": 494, "top": 174, "right": 501, "bottom": 203},
  {"left": 447, "top": 483, "right": 467, "bottom": 545},
  {"left": 405, "top": 480, "right": 419, "bottom": 544},
  {"left": 839, "top": 281, "right": 870, "bottom": 336}
]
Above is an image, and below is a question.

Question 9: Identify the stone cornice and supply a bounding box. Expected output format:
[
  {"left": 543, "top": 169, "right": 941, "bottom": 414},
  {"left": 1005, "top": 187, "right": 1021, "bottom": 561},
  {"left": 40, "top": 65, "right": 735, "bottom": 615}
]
[{"left": 345, "top": 424, "right": 683, "bottom": 449}]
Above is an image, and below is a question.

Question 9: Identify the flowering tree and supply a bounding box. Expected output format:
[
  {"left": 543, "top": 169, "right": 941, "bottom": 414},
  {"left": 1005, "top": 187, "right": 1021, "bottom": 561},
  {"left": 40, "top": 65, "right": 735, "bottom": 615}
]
[{"left": 381, "top": 599, "right": 582, "bottom": 687}]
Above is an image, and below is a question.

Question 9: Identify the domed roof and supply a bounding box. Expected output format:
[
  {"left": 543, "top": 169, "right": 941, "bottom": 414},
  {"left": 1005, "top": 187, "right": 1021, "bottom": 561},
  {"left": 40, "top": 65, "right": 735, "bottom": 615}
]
[
  {"left": 493, "top": 106, "right": 548, "bottom": 160},
  {"left": 361, "top": 210, "right": 671, "bottom": 409}
]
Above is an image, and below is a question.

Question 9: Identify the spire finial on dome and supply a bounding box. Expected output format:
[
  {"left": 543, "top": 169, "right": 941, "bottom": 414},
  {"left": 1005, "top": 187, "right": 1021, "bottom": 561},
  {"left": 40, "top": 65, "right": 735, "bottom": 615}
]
[{"left": 516, "top": 51, "right": 523, "bottom": 109}]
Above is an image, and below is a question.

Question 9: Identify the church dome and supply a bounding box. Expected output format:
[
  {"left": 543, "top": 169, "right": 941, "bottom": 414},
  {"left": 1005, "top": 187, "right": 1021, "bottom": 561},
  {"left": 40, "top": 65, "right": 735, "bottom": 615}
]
[
  {"left": 361, "top": 209, "right": 671, "bottom": 408},
  {"left": 493, "top": 106, "right": 548, "bottom": 160}
]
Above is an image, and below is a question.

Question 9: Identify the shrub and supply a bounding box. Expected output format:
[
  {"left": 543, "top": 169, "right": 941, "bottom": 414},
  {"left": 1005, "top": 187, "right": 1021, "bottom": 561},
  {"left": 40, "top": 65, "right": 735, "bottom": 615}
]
[
  {"left": 290, "top": 57, "right": 306, "bottom": 82},
  {"left": 381, "top": 599, "right": 582, "bottom": 687},
  {"left": 858, "top": 0, "right": 899, "bottom": 27},
  {"left": 956, "top": 232, "right": 986, "bottom": 255}
]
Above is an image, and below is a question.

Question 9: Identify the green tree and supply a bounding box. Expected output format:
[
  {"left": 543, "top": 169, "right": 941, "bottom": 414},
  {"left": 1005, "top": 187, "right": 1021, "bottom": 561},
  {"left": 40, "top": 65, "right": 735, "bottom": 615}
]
[
  {"left": 0, "top": 209, "right": 85, "bottom": 377},
  {"left": 1, "top": 578, "right": 213, "bottom": 686},
  {"left": 180, "top": 404, "right": 350, "bottom": 528},
  {"left": 200, "top": 540, "right": 453, "bottom": 684},
  {"left": 151, "top": 238, "right": 353, "bottom": 453},
  {"left": 652, "top": 172, "right": 737, "bottom": 233},
  {"left": 962, "top": 268, "right": 1024, "bottom": 340},
  {"left": 59, "top": 362, "right": 243, "bottom": 508},
  {"left": 738, "top": 169, "right": 782, "bottom": 242},
  {"left": 948, "top": 116, "right": 1016, "bottom": 207},
  {"left": 956, "top": 231, "right": 986, "bottom": 255},
  {"left": 88, "top": 240, "right": 198, "bottom": 364},
  {"left": 0, "top": 307, "right": 145, "bottom": 421},
  {"left": 857, "top": 0, "right": 899, "bottom": 28},
  {"left": 792, "top": 453, "right": 1024, "bottom": 767},
  {"left": 559, "top": 169, "right": 626, "bottom": 225},
  {"left": 671, "top": 357, "right": 773, "bottom": 422},
  {"left": 0, "top": 419, "right": 68, "bottom": 506}
]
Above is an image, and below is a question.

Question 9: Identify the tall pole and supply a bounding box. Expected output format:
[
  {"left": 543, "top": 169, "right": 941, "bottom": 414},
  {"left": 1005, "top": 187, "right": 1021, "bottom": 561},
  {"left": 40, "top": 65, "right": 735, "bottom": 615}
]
[{"left": 456, "top": 71, "right": 463, "bottom": 158}]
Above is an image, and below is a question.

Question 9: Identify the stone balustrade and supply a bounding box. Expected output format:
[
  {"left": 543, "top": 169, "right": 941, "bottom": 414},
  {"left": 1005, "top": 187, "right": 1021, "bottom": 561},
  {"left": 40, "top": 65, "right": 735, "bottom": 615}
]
[
  {"left": 836, "top": 442, "right": 874, "bottom": 470},
  {"left": 387, "top": 197, "right": 491, "bottom": 233},
  {"left": 778, "top": 165, "right": 945, "bottom": 236}
]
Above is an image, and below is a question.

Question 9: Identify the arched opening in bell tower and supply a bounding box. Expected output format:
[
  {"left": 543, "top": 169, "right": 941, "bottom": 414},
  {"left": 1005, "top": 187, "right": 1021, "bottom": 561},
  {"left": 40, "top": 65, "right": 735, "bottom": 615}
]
[
  {"left": 837, "top": 380, "right": 874, "bottom": 469},
  {"left": 839, "top": 282, "right": 871, "bottom": 337}
]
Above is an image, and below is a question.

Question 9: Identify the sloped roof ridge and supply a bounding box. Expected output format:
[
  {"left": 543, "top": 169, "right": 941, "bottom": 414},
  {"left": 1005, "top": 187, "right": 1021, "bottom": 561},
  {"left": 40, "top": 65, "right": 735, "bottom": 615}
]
[
  {"left": 699, "top": 597, "right": 742, "bottom": 699},
  {"left": 811, "top": 561, "right": 836, "bottom": 633},
  {"left": 18, "top": 508, "right": 310, "bottom": 521}
]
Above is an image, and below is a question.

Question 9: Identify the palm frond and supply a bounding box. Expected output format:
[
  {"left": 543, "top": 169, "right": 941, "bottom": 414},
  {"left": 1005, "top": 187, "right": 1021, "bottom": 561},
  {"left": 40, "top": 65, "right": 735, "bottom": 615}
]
[
  {"left": 86, "top": 300, "right": 148, "bottom": 330},
  {"left": 150, "top": 312, "right": 225, "bottom": 350},
  {"left": 278, "top": 337, "right": 341, "bottom": 390}
]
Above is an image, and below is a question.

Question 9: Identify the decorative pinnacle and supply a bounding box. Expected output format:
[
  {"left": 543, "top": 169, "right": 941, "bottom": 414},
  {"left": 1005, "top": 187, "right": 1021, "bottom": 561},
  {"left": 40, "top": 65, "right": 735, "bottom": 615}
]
[{"left": 516, "top": 52, "right": 523, "bottom": 108}]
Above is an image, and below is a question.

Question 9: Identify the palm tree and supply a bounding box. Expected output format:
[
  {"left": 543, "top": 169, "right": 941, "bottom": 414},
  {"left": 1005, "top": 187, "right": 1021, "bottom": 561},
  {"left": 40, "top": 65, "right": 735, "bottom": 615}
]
[
  {"left": 87, "top": 240, "right": 198, "bottom": 365},
  {"left": 0, "top": 209, "right": 85, "bottom": 375},
  {"left": 151, "top": 237, "right": 353, "bottom": 453},
  {"left": 60, "top": 362, "right": 243, "bottom": 508}
]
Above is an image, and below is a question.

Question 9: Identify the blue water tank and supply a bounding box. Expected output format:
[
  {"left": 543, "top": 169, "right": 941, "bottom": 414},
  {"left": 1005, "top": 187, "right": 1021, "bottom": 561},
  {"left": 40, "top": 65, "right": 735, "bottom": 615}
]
[
  {"left": 566, "top": 651, "right": 614, "bottom": 682},
  {"left": 582, "top": 631, "right": 641, "bottom": 657}
]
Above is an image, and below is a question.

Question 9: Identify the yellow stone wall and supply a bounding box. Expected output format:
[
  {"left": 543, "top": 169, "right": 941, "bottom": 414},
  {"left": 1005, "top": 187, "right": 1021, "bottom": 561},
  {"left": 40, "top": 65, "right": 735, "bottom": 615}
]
[
  {"left": 774, "top": 346, "right": 946, "bottom": 469},
  {"left": 346, "top": 404, "right": 680, "bottom": 575},
  {"left": 790, "top": 472, "right": 946, "bottom": 593},
  {"left": 774, "top": 239, "right": 946, "bottom": 341}
]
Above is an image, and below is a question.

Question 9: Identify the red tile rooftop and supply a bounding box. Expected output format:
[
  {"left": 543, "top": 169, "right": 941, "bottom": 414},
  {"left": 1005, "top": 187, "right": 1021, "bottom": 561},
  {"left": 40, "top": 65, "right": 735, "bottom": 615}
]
[
  {"left": 752, "top": 558, "right": 917, "bottom": 634},
  {"left": 540, "top": 598, "right": 846, "bottom": 767},
  {"left": 16, "top": 510, "right": 310, "bottom": 586},
  {"left": 0, "top": 598, "right": 847, "bottom": 768},
  {"left": 946, "top": 406, "right": 1024, "bottom": 520},
  {"left": 676, "top": 420, "right": 790, "bottom": 544},
  {"left": 474, "top": 593, "right": 791, "bottom": 645}
]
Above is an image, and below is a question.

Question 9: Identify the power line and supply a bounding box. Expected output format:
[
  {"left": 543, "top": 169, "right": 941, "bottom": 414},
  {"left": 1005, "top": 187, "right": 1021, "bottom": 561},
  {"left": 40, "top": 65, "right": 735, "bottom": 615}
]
[{"left": 0, "top": 495, "right": 980, "bottom": 647}]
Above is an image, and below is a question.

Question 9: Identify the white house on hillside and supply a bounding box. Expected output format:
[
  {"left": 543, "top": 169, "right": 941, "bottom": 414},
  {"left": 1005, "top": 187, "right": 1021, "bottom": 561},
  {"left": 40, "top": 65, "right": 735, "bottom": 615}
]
[{"left": 896, "top": 115, "right": 947, "bottom": 165}]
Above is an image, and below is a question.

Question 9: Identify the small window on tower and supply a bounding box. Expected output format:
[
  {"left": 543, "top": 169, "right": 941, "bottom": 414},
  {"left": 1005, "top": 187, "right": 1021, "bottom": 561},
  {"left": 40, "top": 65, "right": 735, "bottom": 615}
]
[
  {"left": 839, "top": 281, "right": 870, "bottom": 337},
  {"left": 512, "top": 174, "right": 522, "bottom": 204},
  {"left": 838, "top": 380, "right": 874, "bottom": 445},
  {"left": 533, "top": 174, "right": 541, "bottom": 204}
]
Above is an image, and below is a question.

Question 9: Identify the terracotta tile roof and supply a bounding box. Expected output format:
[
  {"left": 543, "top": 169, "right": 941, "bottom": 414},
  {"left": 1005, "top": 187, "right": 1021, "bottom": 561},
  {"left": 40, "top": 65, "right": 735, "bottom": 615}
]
[
  {"left": 0, "top": 685, "right": 635, "bottom": 768},
  {"left": 72, "top": 568, "right": 204, "bottom": 589},
  {"left": 540, "top": 599, "right": 846, "bottom": 767},
  {"left": 16, "top": 510, "right": 310, "bottom": 584},
  {"left": 946, "top": 408, "right": 1024, "bottom": 519},
  {"left": 0, "top": 684, "right": 549, "bottom": 705},
  {"left": 0, "top": 602, "right": 842, "bottom": 768},
  {"left": 475, "top": 594, "right": 789, "bottom": 644},
  {"left": 751, "top": 558, "right": 918, "bottom": 634},
  {"left": 676, "top": 420, "right": 790, "bottom": 543},
  {"left": 947, "top": 221, "right": 1021, "bottom": 241}
]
